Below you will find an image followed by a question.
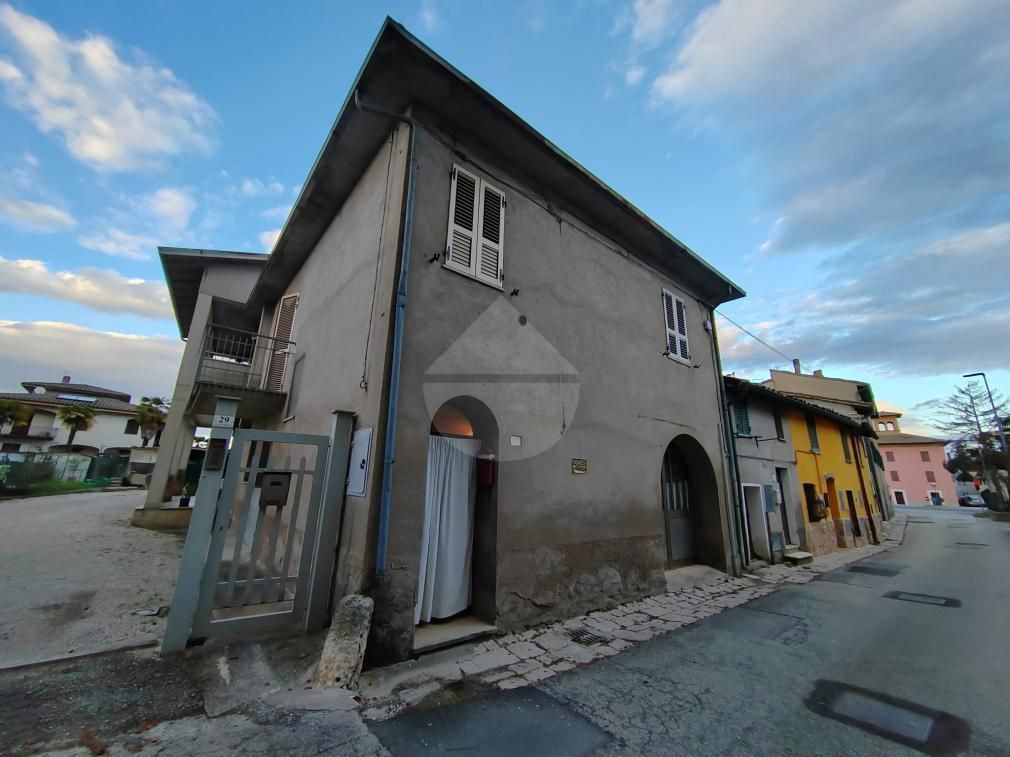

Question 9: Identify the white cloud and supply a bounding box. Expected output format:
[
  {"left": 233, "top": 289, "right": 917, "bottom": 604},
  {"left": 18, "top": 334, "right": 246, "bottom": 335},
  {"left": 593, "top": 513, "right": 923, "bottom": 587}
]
[
  {"left": 0, "top": 3, "right": 215, "bottom": 171},
  {"left": 259, "top": 203, "right": 291, "bottom": 221},
  {"left": 78, "top": 227, "right": 157, "bottom": 260},
  {"left": 624, "top": 63, "right": 646, "bottom": 87},
  {"left": 0, "top": 320, "right": 182, "bottom": 399},
  {"left": 258, "top": 229, "right": 280, "bottom": 251},
  {"left": 21, "top": 151, "right": 37, "bottom": 166},
  {"left": 240, "top": 178, "right": 284, "bottom": 197},
  {"left": 419, "top": 0, "right": 440, "bottom": 32},
  {"left": 630, "top": 0, "right": 675, "bottom": 47},
  {"left": 0, "top": 257, "right": 172, "bottom": 319},
  {"left": 145, "top": 187, "right": 195, "bottom": 231},
  {"left": 649, "top": 0, "right": 1010, "bottom": 252},
  {"left": 0, "top": 196, "right": 75, "bottom": 231}
]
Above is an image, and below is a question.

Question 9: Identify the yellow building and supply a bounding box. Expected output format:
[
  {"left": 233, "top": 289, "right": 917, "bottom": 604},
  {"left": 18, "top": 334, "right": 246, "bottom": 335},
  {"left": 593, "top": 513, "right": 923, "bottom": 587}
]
[{"left": 785, "top": 405, "right": 882, "bottom": 554}]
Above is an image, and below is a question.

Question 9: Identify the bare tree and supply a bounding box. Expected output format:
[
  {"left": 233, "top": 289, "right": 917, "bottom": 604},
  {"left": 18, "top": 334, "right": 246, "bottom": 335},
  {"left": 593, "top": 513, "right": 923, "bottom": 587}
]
[{"left": 933, "top": 381, "right": 1009, "bottom": 509}]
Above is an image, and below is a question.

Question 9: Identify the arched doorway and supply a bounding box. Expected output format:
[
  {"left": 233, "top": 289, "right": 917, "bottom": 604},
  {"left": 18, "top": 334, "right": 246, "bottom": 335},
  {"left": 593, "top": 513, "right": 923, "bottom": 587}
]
[
  {"left": 415, "top": 397, "right": 498, "bottom": 628},
  {"left": 660, "top": 435, "right": 725, "bottom": 569}
]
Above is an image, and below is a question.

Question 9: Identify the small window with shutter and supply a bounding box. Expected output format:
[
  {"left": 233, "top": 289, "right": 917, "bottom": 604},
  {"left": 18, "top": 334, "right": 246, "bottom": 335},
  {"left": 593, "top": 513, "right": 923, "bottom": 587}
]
[
  {"left": 661, "top": 289, "right": 690, "bottom": 363},
  {"left": 445, "top": 164, "right": 504, "bottom": 289},
  {"left": 733, "top": 401, "right": 751, "bottom": 436},
  {"left": 266, "top": 293, "right": 298, "bottom": 391}
]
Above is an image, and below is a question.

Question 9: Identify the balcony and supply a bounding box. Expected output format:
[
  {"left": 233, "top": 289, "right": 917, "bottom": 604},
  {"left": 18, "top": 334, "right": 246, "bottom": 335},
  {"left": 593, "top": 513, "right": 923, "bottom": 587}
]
[
  {"left": 191, "top": 324, "right": 292, "bottom": 420},
  {"left": 0, "top": 425, "right": 57, "bottom": 440}
]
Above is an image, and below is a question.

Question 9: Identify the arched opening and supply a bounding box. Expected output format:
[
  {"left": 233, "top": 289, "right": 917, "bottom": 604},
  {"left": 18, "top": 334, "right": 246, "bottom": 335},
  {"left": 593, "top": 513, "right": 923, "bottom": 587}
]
[
  {"left": 415, "top": 396, "right": 499, "bottom": 631},
  {"left": 660, "top": 435, "right": 725, "bottom": 569}
]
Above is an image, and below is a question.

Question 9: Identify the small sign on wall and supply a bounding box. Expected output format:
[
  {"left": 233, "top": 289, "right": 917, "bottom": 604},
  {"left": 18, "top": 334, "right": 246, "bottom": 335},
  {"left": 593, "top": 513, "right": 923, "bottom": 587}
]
[{"left": 571, "top": 457, "right": 588, "bottom": 474}]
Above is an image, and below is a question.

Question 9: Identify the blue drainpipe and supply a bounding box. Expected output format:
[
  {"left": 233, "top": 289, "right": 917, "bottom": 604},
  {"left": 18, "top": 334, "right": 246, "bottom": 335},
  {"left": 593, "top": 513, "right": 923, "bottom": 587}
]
[{"left": 354, "top": 90, "right": 417, "bottom": 574}]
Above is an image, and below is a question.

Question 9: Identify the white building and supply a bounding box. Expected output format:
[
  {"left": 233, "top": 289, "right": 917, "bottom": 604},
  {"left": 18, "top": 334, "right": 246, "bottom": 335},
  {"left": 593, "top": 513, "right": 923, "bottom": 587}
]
[{"left": 0, "top": 376, "right": 155, "bottom": 481}]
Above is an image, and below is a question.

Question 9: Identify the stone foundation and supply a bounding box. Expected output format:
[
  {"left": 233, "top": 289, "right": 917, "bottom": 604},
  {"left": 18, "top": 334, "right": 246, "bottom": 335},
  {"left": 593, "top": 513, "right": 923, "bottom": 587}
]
[
  {"left": 804, "top": 519, "right": 841, "bottom": 556},
  {"left": 494, "top": 535, "right": 668, "bottom": 632}
]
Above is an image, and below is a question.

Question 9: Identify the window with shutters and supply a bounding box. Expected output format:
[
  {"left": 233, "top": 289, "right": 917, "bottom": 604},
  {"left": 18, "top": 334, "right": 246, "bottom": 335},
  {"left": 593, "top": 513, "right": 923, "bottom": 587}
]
[
  {"left": 773, "top": 411, "right": 785, "bottom": 441},
  {"left": 920, "top": 450, "right": 931, "bottom": 462},
  {"left": 806, "top": 416, "right": 820, "bottom": 451},
  {"left": 842, "top": 432, "right": 852, "bottom": 463},
  {"left": 925, "top": 470, "right": 936, "bottom": 483},
  {"left": 890, "top": 470, "right": 900, "bottom": 482},
  {"left": 733, "top": 401, "right": 751, "bottom": 436},
  {"left": 266, "top": 293, "right": 298, "bottom": 392},
  {"left": 444, "top": 164, "right": 504, "bottom": 289},
  {"left": 885, "top": 450, "right": 895, "bottom": 462},
  {"left": 661, "top": 289, "right": 690, "bottom": 363}
]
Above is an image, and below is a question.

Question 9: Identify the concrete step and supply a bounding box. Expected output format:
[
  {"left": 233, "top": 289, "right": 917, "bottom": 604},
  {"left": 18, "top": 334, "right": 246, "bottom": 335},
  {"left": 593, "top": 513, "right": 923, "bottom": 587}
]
[{"left": 783, "top": 550, "right": 813, "bottom": 566}]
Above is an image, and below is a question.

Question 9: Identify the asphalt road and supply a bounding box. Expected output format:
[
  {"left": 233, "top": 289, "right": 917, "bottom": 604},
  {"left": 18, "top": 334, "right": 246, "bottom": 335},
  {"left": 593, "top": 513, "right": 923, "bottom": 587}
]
[
  {"left": 372, "top": 506, "right": 1010, "bottom": 756},
  {"left": 0, "top": 490, "right": 183, "bottom": 668}
]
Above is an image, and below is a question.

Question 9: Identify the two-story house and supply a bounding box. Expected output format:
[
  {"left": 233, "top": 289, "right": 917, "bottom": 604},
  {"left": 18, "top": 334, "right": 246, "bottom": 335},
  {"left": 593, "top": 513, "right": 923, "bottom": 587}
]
[
  {"left": 145, "top": 19, "right": 746, "bottom": 661},
  {"left": 0, "top": 376, "right": 149, "bottom": 480},
  {"left": 876, "top": 411, "right": 956, "bottom": 506}
]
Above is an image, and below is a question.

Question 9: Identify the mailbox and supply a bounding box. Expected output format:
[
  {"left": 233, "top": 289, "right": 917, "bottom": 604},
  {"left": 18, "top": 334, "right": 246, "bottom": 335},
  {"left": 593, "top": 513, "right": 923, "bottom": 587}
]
[
  {"left": 205, "top": 437, "right": 228, "bottom": 471},
  {"left": 260, "top": 472, "right": 292, "bottom": 508}
]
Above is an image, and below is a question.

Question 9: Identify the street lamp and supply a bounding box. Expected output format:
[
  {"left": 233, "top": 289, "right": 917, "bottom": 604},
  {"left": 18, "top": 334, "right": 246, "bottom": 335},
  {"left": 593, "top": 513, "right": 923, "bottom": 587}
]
[{"left": 963, "top": 372, "right": 1009, "bottom": 453}]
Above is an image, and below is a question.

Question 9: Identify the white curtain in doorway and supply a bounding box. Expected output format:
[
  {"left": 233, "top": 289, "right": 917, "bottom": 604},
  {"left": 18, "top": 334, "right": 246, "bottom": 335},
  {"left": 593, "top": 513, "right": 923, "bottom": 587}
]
[{"left": 415, "top": 435, "right": 480, "bottom": 624}]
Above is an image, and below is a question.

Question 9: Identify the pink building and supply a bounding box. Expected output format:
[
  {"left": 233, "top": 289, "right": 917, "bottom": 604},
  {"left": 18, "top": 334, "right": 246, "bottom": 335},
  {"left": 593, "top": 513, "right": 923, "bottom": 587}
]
[{"left": 876, "top": 411, "right": 956, "bottom": 506}]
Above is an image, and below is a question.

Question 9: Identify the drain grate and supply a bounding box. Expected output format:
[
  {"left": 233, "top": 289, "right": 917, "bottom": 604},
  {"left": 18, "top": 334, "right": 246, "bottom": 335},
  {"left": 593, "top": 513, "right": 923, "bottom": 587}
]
[
  {"left": 847, "top": 565, "right": 900, "bottom": 577},
  {"left": 805, "top": 679, "right": 970, "bottom": 755},
  {"left": 884, "top": 590, "right": 961, "bottom": 608},
  {"left": 566, "top": 628, "right": 611, "bottom": 645}
]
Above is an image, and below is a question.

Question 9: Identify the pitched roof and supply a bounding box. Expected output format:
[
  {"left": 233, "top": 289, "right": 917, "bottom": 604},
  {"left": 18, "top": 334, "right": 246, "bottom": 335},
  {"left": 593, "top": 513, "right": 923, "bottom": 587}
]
[
  {"left": 878, "top": 432, "right": 949, "bottom": 445},
  {"left": 21, "top": 381, "right": 131, "bottom": 402},
  {"left": 724, "top": 376, "right": 871, "bottom": 434},
  {"left": 247, "top": 18, "right": 745, "bottom": 311},
  {"left": 0, "top": 392, "right": 139, "bottom": 414}
]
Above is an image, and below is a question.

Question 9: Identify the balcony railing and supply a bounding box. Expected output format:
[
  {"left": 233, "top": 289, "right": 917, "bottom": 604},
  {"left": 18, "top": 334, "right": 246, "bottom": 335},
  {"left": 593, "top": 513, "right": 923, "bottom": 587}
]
[
  {"left": 197, "top": 324, "right": 293, "bottom": 392},
  {"left": 0, "top": 425, "right": 57, "bottom": 440}
]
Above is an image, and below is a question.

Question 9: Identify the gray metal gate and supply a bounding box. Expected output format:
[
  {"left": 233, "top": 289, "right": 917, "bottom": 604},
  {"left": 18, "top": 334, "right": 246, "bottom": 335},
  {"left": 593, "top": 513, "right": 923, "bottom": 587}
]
[
  {"left": 190, "top": 429, "right": 329, "bottom": 641},
  {"left": 163, "top": 411, "right": 353, "bottom": 653}
]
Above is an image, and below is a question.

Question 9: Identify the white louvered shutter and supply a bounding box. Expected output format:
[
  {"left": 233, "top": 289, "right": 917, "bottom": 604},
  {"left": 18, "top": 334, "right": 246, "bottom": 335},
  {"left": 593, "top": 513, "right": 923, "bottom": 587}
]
[
  {"left": 674, "top": 296, "right": 690, "bottom": 360},
  {"left": 662, "top": 289, "right": 690, "bottom": 362},
  {"left": 266, "top": 294, "right": 298, "bottom": 391},
  {"left": 445, "top": 165, "right": 479, "bottom": 275},
  {"left": 475, "top": 180, "right": 505, "bottom": 286}
]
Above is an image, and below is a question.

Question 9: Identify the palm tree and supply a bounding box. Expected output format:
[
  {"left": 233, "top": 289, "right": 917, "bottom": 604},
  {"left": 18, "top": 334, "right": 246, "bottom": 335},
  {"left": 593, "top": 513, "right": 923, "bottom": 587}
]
[
  {"left": 56, "top": 405, "right": 96, "bottom": 450},
  {"left": 0, "top": 399, "right": 30, "bottom": 429},
  {"left": 135, "top": 400, "right": 168, "bottom": 447}
]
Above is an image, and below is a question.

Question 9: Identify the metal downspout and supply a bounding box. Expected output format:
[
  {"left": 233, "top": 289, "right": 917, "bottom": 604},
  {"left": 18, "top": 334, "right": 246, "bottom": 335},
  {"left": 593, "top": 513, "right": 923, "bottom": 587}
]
[
  {"left": 710, "top": 307, "right": 745, "bottom": 575},
  {"left": 353, "top": 90, "right": 417, "bottom": 574}
]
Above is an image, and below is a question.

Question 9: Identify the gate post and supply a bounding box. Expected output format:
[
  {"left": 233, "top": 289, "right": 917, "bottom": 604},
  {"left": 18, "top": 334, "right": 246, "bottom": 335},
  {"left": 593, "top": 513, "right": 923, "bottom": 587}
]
[
  {"left": 162, "top": 397, "right": 239, "bottom": 653},
  {"left": 305, "top": 411, "right": 354, "bottom": 631}
]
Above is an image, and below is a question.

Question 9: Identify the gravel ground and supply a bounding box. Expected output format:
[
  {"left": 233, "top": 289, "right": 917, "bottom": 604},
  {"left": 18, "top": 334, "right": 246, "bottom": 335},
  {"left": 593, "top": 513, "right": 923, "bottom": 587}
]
[{"left": 0, "top": 490, "right": 183, "bottom": 668}]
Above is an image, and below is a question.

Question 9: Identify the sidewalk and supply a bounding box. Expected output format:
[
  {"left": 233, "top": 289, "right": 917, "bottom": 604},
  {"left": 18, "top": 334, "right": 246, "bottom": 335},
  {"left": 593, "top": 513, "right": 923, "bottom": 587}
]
[{"left": 359, "top": 513, "right": 908, "bottom": 721}]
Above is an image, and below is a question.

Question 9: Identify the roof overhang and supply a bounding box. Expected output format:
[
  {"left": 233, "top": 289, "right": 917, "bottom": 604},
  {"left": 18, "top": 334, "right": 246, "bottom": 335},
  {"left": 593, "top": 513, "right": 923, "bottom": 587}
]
[
  {"left": 725, "top": 376, "right": 866, "bottom": 432},
  {"left": 160, "top": 247, "right": 269, "bottom": 338},
  {"left": 248, "top": 17, "right": 745, "bottom": 310}
]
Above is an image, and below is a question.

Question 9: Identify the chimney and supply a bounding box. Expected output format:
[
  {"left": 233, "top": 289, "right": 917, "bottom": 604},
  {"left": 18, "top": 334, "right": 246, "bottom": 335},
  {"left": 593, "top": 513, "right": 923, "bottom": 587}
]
[
  {"left": 61, "top": 375, "right": 71, "bottom": 384},
  {"left": 813, "top": 369, "right": 824, "bottom": 377},
  {"left": 792, "top": 359, "right": 801, "bottom": 374}
]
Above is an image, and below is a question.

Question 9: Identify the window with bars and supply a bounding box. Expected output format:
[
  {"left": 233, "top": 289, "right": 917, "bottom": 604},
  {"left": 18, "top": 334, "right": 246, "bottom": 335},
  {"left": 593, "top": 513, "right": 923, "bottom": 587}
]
[
  {"left": 925, "top": 470, "right": 936, "bottom": 483},
  {"left": 920, "top": 450, "right": 931, "bottom": 462},
  {"left": 890, "top": 470, "right": 900, "bottom": 482},
  {"left": 885, "top": 450, "right": 895, "bottom": 462},
  {"left": 445, "top": 164, "right": 505, "bottom": 289},
  {"left": 661, "top": 289, "right": 690, "bottom": 363}
]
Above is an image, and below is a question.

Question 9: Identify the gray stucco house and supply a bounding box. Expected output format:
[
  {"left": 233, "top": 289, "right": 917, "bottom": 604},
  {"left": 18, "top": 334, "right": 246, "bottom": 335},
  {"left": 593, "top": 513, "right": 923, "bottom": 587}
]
[{"left": 146, "top": 19, "right": 745, "bottom": 662}]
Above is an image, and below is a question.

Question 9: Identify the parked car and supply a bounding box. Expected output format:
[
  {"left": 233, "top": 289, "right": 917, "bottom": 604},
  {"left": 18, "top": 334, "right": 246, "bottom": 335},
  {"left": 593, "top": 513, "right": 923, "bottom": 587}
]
[{"left": 959, "top": 494, "right": 985, "bottom": 507}]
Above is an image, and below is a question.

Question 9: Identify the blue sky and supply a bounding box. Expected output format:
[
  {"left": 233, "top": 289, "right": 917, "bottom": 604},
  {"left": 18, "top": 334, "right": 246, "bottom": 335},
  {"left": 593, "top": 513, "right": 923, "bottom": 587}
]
[{"left": 0, "top": 0, "right": 1007, "bottom": 433}]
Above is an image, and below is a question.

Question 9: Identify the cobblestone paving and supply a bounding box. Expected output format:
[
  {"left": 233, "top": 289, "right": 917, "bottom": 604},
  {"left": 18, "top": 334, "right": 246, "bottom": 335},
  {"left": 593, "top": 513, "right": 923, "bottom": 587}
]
[{"left": 361, "top": 513, "right": 907, "bottom": 721}]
